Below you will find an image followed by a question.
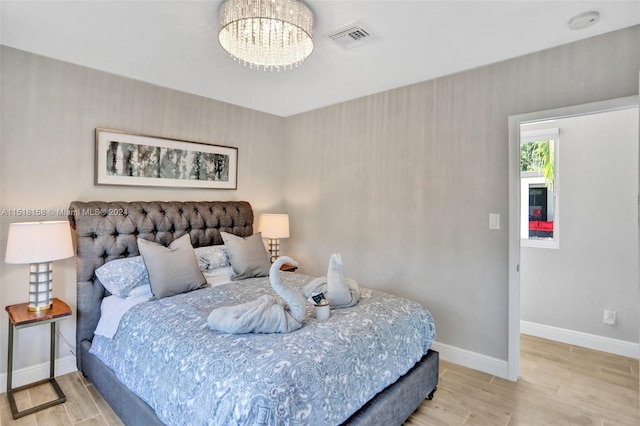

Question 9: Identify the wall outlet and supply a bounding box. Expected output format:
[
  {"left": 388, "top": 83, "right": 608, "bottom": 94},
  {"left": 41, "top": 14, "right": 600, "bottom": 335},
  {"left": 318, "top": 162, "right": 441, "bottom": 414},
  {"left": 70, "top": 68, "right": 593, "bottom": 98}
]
[{"left": 603, "top": 308, "right": 616, "bottom": 326}]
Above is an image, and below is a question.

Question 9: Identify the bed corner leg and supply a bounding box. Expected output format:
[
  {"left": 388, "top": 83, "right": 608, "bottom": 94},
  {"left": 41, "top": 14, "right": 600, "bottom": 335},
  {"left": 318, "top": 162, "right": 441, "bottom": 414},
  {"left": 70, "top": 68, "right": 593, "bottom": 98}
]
[{"left": 426, "top": 387, "right": 437, "bottom": 400}]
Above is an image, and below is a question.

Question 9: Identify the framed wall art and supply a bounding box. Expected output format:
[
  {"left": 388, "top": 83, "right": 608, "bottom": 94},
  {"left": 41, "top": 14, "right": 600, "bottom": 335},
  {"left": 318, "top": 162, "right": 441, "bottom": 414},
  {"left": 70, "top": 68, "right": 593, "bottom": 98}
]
[{"left": 95, "top": 128, "right": 238, "bottom": 189}]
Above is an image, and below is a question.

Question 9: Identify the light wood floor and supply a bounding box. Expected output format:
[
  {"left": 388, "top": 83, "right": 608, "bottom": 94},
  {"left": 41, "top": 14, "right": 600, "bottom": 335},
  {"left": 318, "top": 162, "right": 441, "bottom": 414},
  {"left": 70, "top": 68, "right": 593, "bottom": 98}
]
[
  {"left": 407, "top": 335, "right": 639, "bottom": 425},
  {"left": 0, "top": 371, "right": 123, "bottom": 426},
  {"left": 1, "top": 335, "right": 637, "bottom": 425}
]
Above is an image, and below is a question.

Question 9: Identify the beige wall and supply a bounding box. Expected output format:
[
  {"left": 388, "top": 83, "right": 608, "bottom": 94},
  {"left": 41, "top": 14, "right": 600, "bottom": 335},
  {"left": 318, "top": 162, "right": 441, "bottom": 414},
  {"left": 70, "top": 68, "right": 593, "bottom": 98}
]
[
  {"left": 521, "top": 107, "right": 639, "bottom": 342},
  {"left": 283, "top": 26, "right": 640, "bottom": 360},
  {"left": 0, "top": 25, "right": 638, "bottom": 377},
  {"left": 0, "top": 46, "right": 285, "bottom": 372}
]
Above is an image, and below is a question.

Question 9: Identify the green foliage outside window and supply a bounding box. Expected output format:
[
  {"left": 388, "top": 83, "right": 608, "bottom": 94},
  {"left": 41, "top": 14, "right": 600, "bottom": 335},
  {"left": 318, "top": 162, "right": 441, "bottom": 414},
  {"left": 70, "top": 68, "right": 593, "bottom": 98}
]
[{"left": 520, "top": 140, "right": 554, "bottom": 190}]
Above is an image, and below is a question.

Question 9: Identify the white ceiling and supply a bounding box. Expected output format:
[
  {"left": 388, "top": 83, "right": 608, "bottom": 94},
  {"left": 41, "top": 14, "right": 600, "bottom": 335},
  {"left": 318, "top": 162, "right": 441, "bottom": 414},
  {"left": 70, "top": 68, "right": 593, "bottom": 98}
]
[{"left": 1, "top": 1, "right": 639, "bottom": 117}]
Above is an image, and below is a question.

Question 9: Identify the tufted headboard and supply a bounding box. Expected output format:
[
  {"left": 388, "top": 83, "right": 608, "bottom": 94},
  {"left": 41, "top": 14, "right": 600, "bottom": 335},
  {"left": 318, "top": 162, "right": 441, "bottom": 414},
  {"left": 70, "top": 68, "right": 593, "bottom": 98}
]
[{"left": 68, "top": 200, "right": 254, "bottom": 370}]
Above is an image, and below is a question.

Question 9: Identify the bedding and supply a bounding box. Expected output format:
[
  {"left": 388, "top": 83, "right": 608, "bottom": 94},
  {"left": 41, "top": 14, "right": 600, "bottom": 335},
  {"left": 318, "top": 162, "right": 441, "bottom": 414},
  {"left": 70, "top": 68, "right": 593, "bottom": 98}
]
[
  {"left": 90, "top": 272, "right": 436, "bottom": 425},
  {"left": 95, "top": 292, "right": 152, "bottom": 338},
  {"left": 95, "top": 270, "right": 234, "bottom": 339},
  {"left": 202, "top": 266, "right": 235, "bottom": 283},
  {"left": 69, "top": 200, "right": 439, "bottom": 426},
  {"left": 96, "top": 246, "right": 229, "bottom": 299}
]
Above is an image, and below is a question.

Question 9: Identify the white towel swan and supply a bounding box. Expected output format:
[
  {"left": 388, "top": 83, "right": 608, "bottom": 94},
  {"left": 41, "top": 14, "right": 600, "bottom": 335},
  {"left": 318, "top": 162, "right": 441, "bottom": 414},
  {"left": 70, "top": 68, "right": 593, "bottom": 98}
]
[
  {"left": 303, "top": 253, "right": 361, "bottom": 308},
  {"left": 207, "top": 256, "right": 306, "bottom": 334}
]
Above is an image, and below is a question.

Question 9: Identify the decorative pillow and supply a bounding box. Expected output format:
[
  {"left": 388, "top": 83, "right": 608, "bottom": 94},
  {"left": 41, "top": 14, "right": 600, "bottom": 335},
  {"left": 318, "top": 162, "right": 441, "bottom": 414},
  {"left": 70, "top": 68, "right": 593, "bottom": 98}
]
[
  {"left": 95, "top": 256, "right": 149, "bottom": 298},
  {"left": 194, "top": 245, "right": 230, "bottom": 270},
  {"left": 220, "top": 232, "right": 271, "bottom": 280},
  {"left": 137, "top": 234, "right": 207, "bottom": 299}
]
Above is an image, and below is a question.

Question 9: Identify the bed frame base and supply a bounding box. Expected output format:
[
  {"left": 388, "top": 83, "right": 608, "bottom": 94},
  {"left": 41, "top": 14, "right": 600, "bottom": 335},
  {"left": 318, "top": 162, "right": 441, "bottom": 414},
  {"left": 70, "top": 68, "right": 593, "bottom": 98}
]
[
  {"left": 427, "top": 387, "right": 437, "bottom": 400},
  {"left": 344, "top": 349, "right": 439, "bottom": 425},
  {"left": 81, "top": 340, "right": 438, "bottom": 426},
  {"left": 80, "top": 342, "right": 164, "bottom": 426}
]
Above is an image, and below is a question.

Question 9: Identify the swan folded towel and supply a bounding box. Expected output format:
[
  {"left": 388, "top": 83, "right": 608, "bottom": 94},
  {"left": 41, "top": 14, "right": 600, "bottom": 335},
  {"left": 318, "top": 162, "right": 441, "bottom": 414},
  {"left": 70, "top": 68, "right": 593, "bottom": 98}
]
[
  {"left": 303, "top": 253, "right": 361, "bottom": 309},
  {"left": 207, "top": 256, "right": 306, "bottom": 334}
]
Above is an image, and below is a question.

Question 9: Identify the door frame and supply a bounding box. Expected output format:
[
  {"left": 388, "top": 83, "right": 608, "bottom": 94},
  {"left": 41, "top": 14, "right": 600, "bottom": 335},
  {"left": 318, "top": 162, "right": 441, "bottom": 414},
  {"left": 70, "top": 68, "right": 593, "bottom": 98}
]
[{"left": 507, "top": 95, "right": 639, "bottom": 381}]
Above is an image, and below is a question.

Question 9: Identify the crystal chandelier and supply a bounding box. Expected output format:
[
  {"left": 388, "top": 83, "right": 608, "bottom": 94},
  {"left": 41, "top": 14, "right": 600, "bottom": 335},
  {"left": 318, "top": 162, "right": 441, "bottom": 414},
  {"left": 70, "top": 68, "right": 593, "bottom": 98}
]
[{"left": 218, "top": 0, "right": 314, "bottom": 71}]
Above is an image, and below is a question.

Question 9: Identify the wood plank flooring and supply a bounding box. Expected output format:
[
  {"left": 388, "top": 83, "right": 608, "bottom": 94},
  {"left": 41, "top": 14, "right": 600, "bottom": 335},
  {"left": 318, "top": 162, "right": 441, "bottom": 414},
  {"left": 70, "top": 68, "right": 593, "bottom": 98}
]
[
  {"left": 407, "top": 335, "right": 639, "bottom": 425},
  {"left": 1, "top": 335, "right": 637, "bottom": 425},
  {"left": 0, "top": 371, "right": 123, "bottom": 426}
]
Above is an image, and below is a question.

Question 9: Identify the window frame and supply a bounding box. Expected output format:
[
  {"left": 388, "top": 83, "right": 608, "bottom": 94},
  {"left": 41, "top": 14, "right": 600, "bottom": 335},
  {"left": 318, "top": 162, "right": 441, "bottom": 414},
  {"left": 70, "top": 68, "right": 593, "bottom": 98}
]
[{"left": 520, "top": 128, "right": 560, "bottom": 249}]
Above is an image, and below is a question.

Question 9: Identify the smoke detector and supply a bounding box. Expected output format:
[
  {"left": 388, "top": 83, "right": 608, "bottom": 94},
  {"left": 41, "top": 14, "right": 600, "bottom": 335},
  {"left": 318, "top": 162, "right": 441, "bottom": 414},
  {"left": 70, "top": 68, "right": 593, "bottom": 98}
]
[
  {"left": 328, "top": 22, "right": 373, "bottom": 49},
  {"left": 568, "top": 11, "right": 600, "bottom": 30}
]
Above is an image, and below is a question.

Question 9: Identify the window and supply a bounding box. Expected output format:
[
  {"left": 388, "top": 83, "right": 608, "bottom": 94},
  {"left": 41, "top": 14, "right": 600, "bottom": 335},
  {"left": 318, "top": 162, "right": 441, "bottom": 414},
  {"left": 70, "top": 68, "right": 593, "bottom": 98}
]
[{"left": 520, "top": 128, "right": 559, "bottom": 248}]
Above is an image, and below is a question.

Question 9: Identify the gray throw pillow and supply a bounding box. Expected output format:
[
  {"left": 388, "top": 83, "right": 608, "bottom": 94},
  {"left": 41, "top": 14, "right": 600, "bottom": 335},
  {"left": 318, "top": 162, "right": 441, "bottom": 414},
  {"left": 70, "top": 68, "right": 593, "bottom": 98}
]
[
  {"left": 137, "top": 234, "right": 206, "bottom": 298},
  {"left": 220, "top": 232, "right": 271, "bottom": 280}
]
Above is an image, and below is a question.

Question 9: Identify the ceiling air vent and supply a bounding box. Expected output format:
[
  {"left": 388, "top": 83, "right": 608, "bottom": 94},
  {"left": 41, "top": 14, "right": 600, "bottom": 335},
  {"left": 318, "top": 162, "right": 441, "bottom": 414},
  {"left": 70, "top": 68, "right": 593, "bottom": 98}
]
[{"left": 328, "top": 23, "right": 372, "bottom": 49}]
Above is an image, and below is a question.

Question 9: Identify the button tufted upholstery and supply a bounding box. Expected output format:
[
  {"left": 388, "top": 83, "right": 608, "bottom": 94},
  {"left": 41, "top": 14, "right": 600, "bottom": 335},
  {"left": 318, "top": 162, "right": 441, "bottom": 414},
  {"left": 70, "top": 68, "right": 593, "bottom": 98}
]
[{"left": 68, "top": 200, "right": 254, "bottom": 370}]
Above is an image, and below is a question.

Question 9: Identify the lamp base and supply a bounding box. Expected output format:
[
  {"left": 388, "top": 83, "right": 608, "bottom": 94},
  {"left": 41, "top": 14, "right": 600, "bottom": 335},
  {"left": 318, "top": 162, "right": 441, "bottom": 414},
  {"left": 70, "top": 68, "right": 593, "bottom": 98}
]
[
  {"left": 28, "top": 262, "right": 53, "bottom": 312},
  {"left": 267, "top": 239, "right": 280, "bottom": 263},
  {"left": 27, "top": 303, "right": 53, "bottom": 312}
]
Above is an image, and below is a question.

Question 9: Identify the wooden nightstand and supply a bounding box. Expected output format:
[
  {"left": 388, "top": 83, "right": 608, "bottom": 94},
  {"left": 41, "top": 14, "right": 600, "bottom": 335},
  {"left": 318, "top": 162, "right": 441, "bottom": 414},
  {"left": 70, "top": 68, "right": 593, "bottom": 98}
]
[
  {"left": 279, "top": 263, "right": 298, "bottom": 272},
  {"left": 5, "top": 298, "right": 72, "bottom": 419}
]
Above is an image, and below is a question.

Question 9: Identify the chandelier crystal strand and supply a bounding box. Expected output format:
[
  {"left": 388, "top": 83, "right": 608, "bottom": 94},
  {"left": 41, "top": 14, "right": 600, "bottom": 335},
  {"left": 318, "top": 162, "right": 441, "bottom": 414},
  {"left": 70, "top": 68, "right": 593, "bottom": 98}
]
[{"left": 219, "top": 0, "right": 314, "bottom": 71}]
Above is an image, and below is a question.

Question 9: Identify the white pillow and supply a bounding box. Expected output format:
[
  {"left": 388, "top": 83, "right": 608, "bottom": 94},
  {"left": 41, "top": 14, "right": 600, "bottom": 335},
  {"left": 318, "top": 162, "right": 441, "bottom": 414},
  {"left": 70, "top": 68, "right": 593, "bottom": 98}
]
[
  {"left": 202, "top": 266, "right": 234, "bottom": 286},
  {"left": 127, "top": 283, "right": 153, "bottom": 298},
  {"left": 95, "top": 256, "right": 149, "bottom": 298}
]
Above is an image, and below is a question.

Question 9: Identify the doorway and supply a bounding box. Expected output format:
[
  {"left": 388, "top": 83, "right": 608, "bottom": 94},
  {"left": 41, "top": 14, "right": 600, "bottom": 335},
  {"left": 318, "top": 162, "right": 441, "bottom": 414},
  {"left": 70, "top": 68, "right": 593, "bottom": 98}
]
[{"left": 507, "top": 96, "right": 639, "bottom": 381}]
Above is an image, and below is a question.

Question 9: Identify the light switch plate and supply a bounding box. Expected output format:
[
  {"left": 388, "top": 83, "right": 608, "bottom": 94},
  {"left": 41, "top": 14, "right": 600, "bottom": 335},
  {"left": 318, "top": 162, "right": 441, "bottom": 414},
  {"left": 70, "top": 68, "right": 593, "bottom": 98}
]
[{"left": 489, "top": 213, "right": 500, "bottom": 230}]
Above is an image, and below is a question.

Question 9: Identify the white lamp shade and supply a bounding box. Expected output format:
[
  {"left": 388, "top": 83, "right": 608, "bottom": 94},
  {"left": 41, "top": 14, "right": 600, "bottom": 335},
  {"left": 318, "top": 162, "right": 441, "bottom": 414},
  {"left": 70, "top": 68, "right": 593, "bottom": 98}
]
[
  {"left": 5, "top": 221, "right": 74, "bottom": 264},
  {"left": 258, "top": 214, "right": 290, "bottom": 239}
]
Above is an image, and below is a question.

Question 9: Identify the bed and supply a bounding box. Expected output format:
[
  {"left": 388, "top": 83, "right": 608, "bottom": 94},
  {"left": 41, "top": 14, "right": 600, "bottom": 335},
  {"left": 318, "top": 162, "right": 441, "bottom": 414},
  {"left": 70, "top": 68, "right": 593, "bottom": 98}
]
[{"left": 68, "top": 200, "right": 438, "bottom": 425}]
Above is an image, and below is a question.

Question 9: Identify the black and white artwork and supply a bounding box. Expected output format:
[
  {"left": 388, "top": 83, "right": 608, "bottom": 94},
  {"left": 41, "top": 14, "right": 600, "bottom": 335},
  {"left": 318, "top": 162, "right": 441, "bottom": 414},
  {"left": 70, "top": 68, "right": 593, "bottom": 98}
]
[{"left": 95, "top": 129, "right": 238, "bottom": 189}]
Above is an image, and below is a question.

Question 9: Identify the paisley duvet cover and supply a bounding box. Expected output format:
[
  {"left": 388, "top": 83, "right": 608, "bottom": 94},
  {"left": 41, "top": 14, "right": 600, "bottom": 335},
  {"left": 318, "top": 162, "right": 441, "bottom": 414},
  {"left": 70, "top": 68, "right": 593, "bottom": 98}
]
[{"left": 90, "top": 273, "right": 436, "bottom": 425}]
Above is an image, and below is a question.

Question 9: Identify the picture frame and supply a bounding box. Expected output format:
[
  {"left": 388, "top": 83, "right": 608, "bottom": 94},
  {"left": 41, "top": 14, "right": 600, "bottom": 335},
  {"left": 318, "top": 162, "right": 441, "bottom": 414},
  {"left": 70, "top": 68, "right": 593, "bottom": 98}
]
[{"left": 95, "top": 128, "right": 238, "bottom": 189}]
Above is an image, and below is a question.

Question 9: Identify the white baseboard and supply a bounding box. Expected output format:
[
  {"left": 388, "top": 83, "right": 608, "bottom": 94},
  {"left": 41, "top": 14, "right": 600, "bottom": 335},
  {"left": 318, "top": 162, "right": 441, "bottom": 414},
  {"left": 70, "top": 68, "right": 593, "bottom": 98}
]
[
  {"left": 521, "top": 320, "right": 640, "bottom": 359},
  {"left": 0, "top": 355, "right": 77, "bottom": 391},
  {"left": 430, "top": 341, "right": 509, "bottom": 379}
]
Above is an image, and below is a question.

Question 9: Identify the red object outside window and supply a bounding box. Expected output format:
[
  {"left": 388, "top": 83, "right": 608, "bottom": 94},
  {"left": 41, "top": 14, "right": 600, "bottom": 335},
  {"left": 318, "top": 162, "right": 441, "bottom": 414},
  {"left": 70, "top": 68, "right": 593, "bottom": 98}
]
[{"left": 529, "top": 221, "right": 553, "bottom": 231}]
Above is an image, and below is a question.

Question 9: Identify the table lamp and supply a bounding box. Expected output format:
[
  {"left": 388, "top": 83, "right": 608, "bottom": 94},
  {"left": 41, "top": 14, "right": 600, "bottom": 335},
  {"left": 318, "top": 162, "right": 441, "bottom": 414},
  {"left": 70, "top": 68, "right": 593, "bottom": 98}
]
[
  {"left": 5, "top": 221, "right": 74, "bottom": 311},
  {"left": 258, "top": 214, "right": 289, "bottom": 263}
]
